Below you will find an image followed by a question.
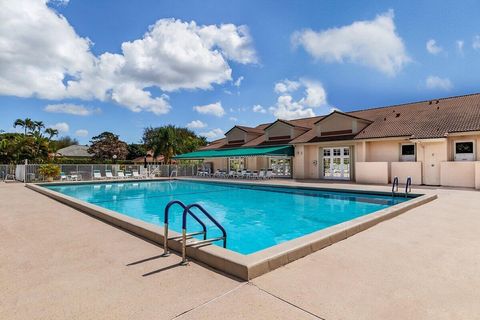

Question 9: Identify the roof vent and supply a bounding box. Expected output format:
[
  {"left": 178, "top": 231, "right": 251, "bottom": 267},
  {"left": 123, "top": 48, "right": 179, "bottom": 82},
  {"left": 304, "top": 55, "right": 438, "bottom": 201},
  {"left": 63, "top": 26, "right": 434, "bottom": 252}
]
[
  {"left": 429, "top": 101, "right": 432, "bottom": 105},
  {"left": 436, "top": 100, "right": 439, "bottom": 104},
  {"left": 384, "top": 117, "right": 386, "bottom": 121},
  {"left": 437, "top": 106, "right": 440, "bottom": 110},
  {"left": 395, "top": 113, "right": 400, "bottom": 118}
]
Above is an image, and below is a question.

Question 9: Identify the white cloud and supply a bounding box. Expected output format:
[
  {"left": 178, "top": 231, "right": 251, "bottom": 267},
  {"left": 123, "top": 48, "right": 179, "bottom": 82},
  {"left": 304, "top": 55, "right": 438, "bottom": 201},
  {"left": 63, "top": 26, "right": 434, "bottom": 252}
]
[
  {"left": 44, "top": 103, "right": 100, "bottom": 116},
  {"left": 456, "top": 40, "right": 464, "bottom": 54},
  {"left": 269, "top": 78, "right": 328, "bottom": 120},
  {"left": 274, "top": 80, "right": 300, "bottom": 94},
  {"left": 234, "top": 76, "right": 244, "bottom": 87},
  {"left": 473, "top": 35, "right": 480, "bottom": 50},
  {"left": 229, "top": 116, "right": 238, "bottom": 121},
  {"left": 75, "top": 129, "right": 89, "bottom": 137},
  {"left": 426, "top": 39, "right": 442, "bottom": 55},
  {"left": 193, "top": 101, "right": 225, "bottom": 117},
  {"left": 292, "top": 10, "right": 409, "bottom": 76},
  {"left": 200, "top": 128, "right": 224, "bottom": 140},
  {"left": 186, "top": 120, "right": 207, "bottom": 129},
  {"left": 49, "top": 122, "right": 70, "bottom": 133},
  {"left": 0, "top": 1, "right": 257, "bottom": 115},
  {"left": 329, "top": 106, "right": 342, "bottom": 113},
  {"left": 252, "top": 104, "right": 267, "bottom": 113},
  {"left": 425, "top": 76, "right": 452, "bottom": 91}
]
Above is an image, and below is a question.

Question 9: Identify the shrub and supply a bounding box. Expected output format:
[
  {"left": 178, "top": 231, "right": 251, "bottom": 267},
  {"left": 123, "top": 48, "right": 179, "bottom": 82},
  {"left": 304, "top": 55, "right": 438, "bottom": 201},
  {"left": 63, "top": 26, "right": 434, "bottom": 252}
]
[{"left": 38, "top": 164, "right": 61, "bottom": 181}]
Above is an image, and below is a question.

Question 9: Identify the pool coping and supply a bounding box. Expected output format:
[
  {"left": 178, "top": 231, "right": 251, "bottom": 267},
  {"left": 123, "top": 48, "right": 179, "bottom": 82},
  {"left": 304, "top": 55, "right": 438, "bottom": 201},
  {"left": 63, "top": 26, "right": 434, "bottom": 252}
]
[{"left": 26, "top": 180, "right": 437, "bottom": 280}]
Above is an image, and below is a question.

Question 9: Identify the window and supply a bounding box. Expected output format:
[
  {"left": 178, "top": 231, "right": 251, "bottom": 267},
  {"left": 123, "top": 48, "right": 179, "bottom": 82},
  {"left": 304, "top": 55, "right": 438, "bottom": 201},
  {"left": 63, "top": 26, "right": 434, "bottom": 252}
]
[
  {"left": 400, "top": 144, "right": 415, "bottom": 161},
  {"left": 228, "top": 158, "right": 245, "bottom": 171},
  {"left": 323, "top": 149, "right": 330, "bottom": 156},
  {"left": 454, "top": 141, "right": 475, "bottom": 161}
]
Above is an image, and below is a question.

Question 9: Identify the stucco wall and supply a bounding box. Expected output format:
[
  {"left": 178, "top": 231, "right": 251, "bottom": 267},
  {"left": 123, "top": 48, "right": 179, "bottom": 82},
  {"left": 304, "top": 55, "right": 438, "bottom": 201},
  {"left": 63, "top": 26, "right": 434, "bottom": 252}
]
[
  {"left": 447, "top": 135, "right": 480, "bottom": 161},
  {"left": 226, "top": 127, "right": 245, "bottom": 142},
  {"left": 293, "top": 145, "right": 305, "bottom": 179},
  {"left": 355, "top": 162, "right": 389, "bottom": 184},
  {"left": 476, "top": 162, "right": 480, "bottom": 189},
  {"left": 267, "top": 121, "right": 291, "bottom": 138},
  {"left": 440, "top": 161, "right": 476, "bottom": 188},
  {"left": 391, "top": 162, "right": 422, "bottom": 185},
  {"left": 209, "top": 158, "right": 228, "bottom": 171},
  {"left": 318, "top": 113, "right": 353, "bottom": 133},
  {"left": 305, "top": 145, "right": 320, "bottom": 179},
  {"left": 367, "top": 140, "right": 401, "bottom": 162}
]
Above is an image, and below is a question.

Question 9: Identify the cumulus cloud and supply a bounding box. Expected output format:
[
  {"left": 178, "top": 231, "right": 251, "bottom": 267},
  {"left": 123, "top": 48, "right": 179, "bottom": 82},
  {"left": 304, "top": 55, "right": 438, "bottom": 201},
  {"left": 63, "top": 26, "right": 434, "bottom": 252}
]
[
  {"left": 253, "top": 104, "right": 267, "bottom": 113},
  {"left": 234, "top": 76, "right": 244, "bottom": 87},
  {"left": 193, "top": 101, "right": 225, "bottom": 117},
  {"left": 186, "top": 120, "right": 207, "bottom": 129},
  {"left": 269, "top": 78, "right": 328, "bottom": 120},
  {"left": 229, "top": 116, "right": 238, "bottom": 121},
  {"left": 75, "top": 129, "right": 89, "bottom": 137},
  {"left": 292, "top": 10, "right": 409, "bottom": 76},
  {"left": 274, "top": 80, "right": 301, "bottom": 94},
  {"left": 0, "top": 1, "right": 257, "bottom": 115},
  {"left": 473, "top": 35, "right": 480, "bottom": 50},
  {"left": 456, "top": 40, "right": 464, "bottom": 54},
  {"left": 44, "top": 103, "right": 100, "bottom": 116},
  {"left": 49, "top": 122, "right": 70, "bottom": 133},
  {"left": 200, "top": 128, "right": 224, "bottom": 140},
  {"left": 426, "top": 39, "right": 442, "bottom": 55},
  {"left": 425, "top": 76, "right": 452, "bottom": 91}
]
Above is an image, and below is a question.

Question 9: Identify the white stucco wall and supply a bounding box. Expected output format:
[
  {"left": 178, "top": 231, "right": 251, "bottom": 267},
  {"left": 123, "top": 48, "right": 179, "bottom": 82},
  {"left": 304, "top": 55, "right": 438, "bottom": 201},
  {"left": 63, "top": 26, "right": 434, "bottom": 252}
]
[
  {"left": 440, "top": 161, "right": 476, "bottom": 188},
  {"left": 355, "top": 162, "right": 389, "bottom": 184},
  {"left": 391, "top": 162, "right": 422, "bottom": 185}
]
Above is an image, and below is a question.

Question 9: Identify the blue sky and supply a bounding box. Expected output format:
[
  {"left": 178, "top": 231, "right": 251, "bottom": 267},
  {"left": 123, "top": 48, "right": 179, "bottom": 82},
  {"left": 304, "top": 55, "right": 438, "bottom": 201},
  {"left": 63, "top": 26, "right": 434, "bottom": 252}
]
[{"left": 1, "top": 0, "right": 480, "bottom": 144}]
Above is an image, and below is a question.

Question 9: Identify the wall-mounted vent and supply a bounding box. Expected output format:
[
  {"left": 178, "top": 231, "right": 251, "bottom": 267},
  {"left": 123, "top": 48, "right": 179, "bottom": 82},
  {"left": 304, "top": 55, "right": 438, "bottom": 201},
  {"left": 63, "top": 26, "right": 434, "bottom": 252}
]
[{"left": 395, "top": 113, "right": 400, "bottom": 118}]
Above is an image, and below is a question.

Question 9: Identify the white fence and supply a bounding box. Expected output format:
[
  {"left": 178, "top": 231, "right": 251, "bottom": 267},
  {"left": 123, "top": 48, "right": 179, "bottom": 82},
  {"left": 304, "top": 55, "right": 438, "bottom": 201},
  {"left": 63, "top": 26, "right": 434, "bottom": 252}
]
[{"left": 3, "top": 164, "right": 197, "bottom": 183}]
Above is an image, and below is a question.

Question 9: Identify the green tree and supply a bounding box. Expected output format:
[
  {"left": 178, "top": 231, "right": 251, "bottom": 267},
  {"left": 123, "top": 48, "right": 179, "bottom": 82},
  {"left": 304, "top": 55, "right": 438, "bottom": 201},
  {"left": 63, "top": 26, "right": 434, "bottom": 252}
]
[
  {"left": 45, "top": 128, "right": 59, "bottom": 141},
  {"left": 143, "top": 125, "right": 207, "bottom": 164},
  {"left": 14, "top": 118, "right": 35, "bottom": 135},
  {"left": 88, "top": 132, "right": 128, "bottom": 160},
  {"left": 127, "top": 143, "right": 147, "bottom": 160}
]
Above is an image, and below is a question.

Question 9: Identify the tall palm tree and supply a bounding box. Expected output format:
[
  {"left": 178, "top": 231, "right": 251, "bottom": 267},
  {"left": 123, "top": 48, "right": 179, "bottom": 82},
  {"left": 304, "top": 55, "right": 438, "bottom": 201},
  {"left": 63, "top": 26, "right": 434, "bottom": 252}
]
[
  {"left": 33, "top": 121, "right": 45, "bottom": 135},
  {"left": 13, "top": 118, "right": 34, "bottom": 135},
  {"left": 45, "top": 128, "right": 58, "bottom": 141}
]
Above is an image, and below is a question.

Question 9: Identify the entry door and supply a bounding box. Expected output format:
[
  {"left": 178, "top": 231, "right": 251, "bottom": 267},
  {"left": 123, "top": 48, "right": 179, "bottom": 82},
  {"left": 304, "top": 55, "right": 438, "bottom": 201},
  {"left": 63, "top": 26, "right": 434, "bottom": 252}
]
[
  {"left": 322, "top": 147, "right": 350, "bottom": 180},
  {"left": 423, "top": 143, "right": 446, "bottom": 185}
]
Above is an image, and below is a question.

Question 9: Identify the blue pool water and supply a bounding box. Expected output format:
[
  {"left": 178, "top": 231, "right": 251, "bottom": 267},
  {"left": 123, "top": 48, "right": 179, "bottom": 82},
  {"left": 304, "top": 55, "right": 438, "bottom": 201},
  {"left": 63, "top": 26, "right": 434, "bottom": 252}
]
[{"left": 45, "top": 180, "right": 411, "bottom": 254}]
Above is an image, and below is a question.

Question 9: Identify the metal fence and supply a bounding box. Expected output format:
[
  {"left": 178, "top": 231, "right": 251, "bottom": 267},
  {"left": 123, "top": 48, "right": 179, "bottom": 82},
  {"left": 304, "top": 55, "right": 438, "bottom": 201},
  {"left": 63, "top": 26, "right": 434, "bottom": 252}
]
[{"left": 2, "top": 164, "right": 197, "bottom": 183}]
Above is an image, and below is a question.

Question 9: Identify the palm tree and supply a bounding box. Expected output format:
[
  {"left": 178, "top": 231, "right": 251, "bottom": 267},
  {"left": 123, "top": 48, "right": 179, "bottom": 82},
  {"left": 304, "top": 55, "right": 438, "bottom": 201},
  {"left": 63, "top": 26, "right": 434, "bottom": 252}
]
[
  {"left": 13, "top": 118, "right": 34, "bottom": 135},
  {"left": 33, "top": 121, "right": 45, "bottom": 135},
  {"left": 45, "top": 128, "right": 58, "bottom": 141},
  {"left": 151, "top": 125, "right": 180, "bottom": 164}
]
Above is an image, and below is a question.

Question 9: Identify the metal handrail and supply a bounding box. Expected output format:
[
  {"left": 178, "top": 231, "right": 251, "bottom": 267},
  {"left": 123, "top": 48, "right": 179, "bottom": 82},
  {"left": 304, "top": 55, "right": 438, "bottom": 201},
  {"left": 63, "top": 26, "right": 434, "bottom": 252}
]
[
  {"left": 392, "top": 176, "right": 399, "bottom": 196},
  {"left": 405, "top": 176, "right": 412, "bottom": 197},
  {"left": 163, "top": 200, "right": 207, "bottom": 256},
  {"left": 181, "top": 203, "right": 227, "bottom": 264}
]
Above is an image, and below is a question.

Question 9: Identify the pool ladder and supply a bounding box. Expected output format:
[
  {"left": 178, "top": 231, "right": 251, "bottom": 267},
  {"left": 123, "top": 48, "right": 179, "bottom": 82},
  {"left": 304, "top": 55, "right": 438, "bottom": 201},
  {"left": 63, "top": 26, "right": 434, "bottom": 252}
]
[
  {"left": 392, "top": 176, "right": 412, "bottom": 198},
  {"left": 163, "top": 200, "right": 227, "bottom": 264}
]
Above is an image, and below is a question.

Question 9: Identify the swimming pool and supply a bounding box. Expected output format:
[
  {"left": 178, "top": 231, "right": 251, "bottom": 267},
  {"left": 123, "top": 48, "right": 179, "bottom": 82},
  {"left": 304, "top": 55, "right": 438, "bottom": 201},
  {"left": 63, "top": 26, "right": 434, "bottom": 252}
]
[{"left": 45, "top": 180, "right": 412, "bottom": 254}]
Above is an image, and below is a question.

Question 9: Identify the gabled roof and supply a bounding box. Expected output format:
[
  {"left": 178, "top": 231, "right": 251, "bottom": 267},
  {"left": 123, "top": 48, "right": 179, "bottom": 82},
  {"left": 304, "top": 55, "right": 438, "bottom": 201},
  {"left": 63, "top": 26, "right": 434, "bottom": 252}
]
[
  {"left": 198, "top": 92, "right": 480, "bottom": 150},
  {"left": 225, "top": 125, "right": 264, "bottom": 135},
  {"left": 263, "top": 119, "right": 310, "bottom": 131},
  {"left": 56, "top": 145, "right": 93, "bottom": 158},
  {"left": 314, "top": 110, "right": 372, "bottom": 125}
]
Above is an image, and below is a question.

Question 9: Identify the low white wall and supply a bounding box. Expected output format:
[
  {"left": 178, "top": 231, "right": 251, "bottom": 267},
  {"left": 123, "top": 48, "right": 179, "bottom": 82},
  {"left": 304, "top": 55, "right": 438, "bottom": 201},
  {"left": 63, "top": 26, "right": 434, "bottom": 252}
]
[
  {"left": 440, "top": 161, "right": 476, "bottom": 188},
  {"left": 476, "top": 162, "right": 480, "bottom": 190},
  {"left": 391, "top": 162, "right": 422, "bottom": 185},
  {"left": 355, "top": 162, "right": 389, "bottom": 184}
]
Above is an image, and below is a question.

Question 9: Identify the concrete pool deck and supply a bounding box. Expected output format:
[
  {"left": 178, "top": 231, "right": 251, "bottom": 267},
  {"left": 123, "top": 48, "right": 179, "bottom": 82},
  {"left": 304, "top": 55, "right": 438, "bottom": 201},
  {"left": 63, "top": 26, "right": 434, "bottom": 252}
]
[{"left": 1, "top": 181, "right": 479, "bottom": 319}]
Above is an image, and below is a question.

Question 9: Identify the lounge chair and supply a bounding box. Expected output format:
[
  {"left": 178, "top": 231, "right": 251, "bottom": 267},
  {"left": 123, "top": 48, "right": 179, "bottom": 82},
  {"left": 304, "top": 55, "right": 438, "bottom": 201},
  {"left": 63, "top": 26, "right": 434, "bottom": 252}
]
[
  {"left": 60, "top": 172, "right": 68, "bottom": 181},
  {"left": 266, "top": 170, "right": 275, "bottom": 179},
  {"left": 93, "top": 170, "right": 104, "bottom": 180},
  {"left": 240, "top": 170, "right": 248, "bottom": 179},
  {"left": 117, "top": 171, "right": 126, "bottom": 179},
  {"left": 69, "top": 173, "right": 79, "bottom": 181},
  {"left": 258, "top": 170, "right": 266, "bottom": 179},
  {"left": 105, "top": 170, "right": 114, "bottom": 179},
  {"left": 227, "top": 170, "right": 236, "bottom": 178},
  {"left": 251, "top": 171, "right": 259, "bottom": 179},
  {"left": 125, "top": 171, "right": 133, "bottom": 179}
]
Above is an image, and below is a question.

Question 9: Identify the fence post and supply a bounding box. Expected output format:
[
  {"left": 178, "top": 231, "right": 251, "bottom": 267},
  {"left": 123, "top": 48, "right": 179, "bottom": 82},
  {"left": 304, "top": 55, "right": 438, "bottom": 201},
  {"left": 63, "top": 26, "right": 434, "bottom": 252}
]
[{"left": 24, "top": 159, "right": 27, "bottom": 185}]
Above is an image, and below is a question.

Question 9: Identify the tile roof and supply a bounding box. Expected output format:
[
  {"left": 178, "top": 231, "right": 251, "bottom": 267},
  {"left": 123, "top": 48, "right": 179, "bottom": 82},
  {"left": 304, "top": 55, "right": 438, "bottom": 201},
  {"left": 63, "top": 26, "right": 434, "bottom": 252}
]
[
  {"left": 56, "top": 145, "right": 93, "bottom": 157},
  {"left": 200, "top": 93, "right": 480, "bottom": 150}
]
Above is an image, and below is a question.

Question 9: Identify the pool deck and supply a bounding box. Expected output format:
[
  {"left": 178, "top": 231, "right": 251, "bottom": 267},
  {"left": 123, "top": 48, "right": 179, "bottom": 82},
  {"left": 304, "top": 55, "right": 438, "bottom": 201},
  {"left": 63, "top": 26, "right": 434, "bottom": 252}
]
[{"left": 1, "top": 180, "right": 479, "bottom": 319}]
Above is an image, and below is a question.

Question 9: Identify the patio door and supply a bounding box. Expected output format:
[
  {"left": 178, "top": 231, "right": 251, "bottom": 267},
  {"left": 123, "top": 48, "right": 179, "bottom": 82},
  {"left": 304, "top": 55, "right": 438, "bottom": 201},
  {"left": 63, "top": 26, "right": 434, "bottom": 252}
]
[{"left": 322, "top": 147, "right": 350, "bottom": 180}]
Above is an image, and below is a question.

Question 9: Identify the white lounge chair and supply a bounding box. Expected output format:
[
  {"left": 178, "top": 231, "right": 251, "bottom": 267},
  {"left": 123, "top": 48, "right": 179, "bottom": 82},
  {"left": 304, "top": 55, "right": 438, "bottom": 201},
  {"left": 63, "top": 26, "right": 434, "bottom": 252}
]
[
  {"left": 60, "top": 172, "right": 68, "bottom": 181},
  {"left": 227, "top": 170, "right": 235, "bottom": 178},
  {"left": 105, "top": 170, "right": 114, "bottom": 179},
  {"left": 251, "top": 171, "right": 259, "bottom": 179},
  {"left": 93, "top": 170, "right": 104, "bottom": 180},
  {"left": 266, "top": 170, "right": 275, "bottom": 179},
  {"left": 117, "top": 171, "right": 126, "bottom": 179},
  {"left": 258, "top": 170, "right": 264, "bottom": 179}
]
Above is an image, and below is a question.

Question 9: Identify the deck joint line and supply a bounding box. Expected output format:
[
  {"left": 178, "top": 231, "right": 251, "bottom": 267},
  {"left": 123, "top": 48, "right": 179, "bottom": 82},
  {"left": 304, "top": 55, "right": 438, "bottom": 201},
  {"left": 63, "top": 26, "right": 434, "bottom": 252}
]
[
  {"left": 250, "top": 283, "right": 327, "bottom": 320},
  {"left": 170, "top": 282, "right": 248, "bottom": 319}
]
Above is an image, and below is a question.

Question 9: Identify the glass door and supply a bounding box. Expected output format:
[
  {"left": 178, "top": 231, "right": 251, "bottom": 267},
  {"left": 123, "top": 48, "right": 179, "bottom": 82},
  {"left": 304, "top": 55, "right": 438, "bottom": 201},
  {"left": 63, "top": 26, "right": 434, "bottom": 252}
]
[
  {"left": 269, "top": 157, "right": 292, "bottom": 177},
  {"left": 322, "top": 147, "right": 350, "bottom": 180}
]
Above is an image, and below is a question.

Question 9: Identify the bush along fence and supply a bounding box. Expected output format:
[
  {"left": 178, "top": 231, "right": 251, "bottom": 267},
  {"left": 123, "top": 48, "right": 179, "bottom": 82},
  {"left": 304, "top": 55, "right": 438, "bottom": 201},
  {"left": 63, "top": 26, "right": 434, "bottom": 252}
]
[{"left": 2, "top": 164, "right": 198, "bottom": 183}]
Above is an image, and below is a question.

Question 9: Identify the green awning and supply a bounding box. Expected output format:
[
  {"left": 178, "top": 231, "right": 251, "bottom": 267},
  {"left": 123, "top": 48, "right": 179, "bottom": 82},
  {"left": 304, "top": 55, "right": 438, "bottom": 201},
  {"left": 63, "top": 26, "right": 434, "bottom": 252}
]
[{"left": 174, "top": 145, "right": 294, "bottom": 160}]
